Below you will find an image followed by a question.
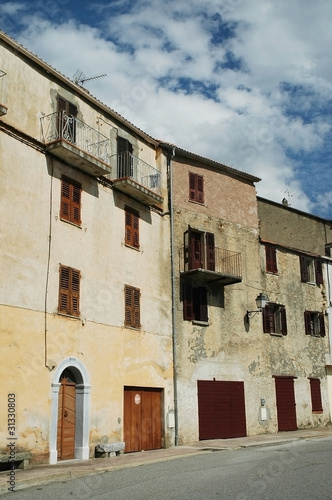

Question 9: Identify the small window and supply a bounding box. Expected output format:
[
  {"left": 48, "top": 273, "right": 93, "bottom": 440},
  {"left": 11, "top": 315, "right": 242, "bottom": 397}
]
[
  {"left": 58, "top": 265, "right": 80, "bottom": 317},
  {"left": 124, "top": 285, "right": 140, "bottom": 328},
  {"left": 309, "top": 378, "right": 323, "bottom": 413},
  {"left": 304, "top": 311, "right": 326, "bottom": 337},
  {"left": 265, "top": 245, "right": 278, "bottom": 274},
  {"left": 125, "top": 206, "right": 139, "bottom": 249},
  {"left": 300, "top": 256, "right": 323, "bottom": 285},
  {"left": 60, "top": 177, "right": 82, "bottom": 226},
  {"left": 189, "top": 172, "right": 204, "bottom": 204},
  {"left": 262, "top": 303, "right": 287, "bottom": 336},
  {"left": 183, "top": 284, "right": 208, "bottom": 322}
]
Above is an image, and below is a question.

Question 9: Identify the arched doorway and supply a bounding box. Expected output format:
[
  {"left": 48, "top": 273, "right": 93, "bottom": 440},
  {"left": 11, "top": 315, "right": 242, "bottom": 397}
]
[
  {"left": 50, "top": 358, "right": 90, "bottom": 464},
  {"left": 57, "top": 368, "right": 77, "bottom": 460}
]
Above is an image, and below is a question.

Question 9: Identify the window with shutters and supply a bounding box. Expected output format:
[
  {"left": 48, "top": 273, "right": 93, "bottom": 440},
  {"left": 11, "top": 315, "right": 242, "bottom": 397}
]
[
  {"left": 183, "top": 284, "right": 208, "bottom": 323},
  {"left": 189, "top": 172, "right": 204, "bottom": 204},
  {"left": 265, "top": 245, "right": 278, "bottom": 274},
  {"left": 58, "top": 265, "right": 80, "bottom": 317},
  {"left": 304, "top": 311, "right": 326, "bottom": 337},
  {"left": 124, "top": 285, "right": 140, "bottom": 328},
  {"left": 125, "top": 206, "right": 139, "bottom": 249},
  {"left": 60, "top": 177, "right": 82, "bottom": 226},
  {"left": 262, "top": 303, "right": 287, "bottom": 336},
  {"left": 184, "top": 228, "right": 215, "bottom": 272},
  {"left": 299, "top": 255, "right": 323, "bottom": 285},
  {"left": 309, "top": 378, "right": 323, "bottom": 413}
]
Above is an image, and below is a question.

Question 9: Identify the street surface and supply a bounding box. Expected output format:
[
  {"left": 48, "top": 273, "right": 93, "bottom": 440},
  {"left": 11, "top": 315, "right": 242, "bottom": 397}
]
[{"left": 2, "top": 438, "right": 332, "bottom": 499}]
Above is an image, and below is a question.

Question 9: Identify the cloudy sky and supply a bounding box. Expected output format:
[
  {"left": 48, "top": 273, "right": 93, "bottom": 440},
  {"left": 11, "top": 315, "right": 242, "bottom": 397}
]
[{"left": 1, "top": 0, "right": 332, "bottom": 219}]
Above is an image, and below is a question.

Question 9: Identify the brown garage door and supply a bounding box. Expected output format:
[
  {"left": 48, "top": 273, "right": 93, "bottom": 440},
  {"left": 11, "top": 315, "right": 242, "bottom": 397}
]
[
  {"left": 274, "top": 376, "right": 297, "bottom": 431},
  {"left": 197, "top": 380, "right": 247, "bottom": 440},
  {"left": 123, "top": 387, "right": 162, "bottom": 453}
]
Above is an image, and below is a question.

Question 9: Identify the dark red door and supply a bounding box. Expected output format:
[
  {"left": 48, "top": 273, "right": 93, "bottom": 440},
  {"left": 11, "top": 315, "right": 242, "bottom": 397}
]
[
  {"left": 123, "top": 387, "right": 162, "bottom": 453},
  {"left": 198, "top": 380, "right": 247, "bottom": 440},
  {"left": 274, "top": 377, "right": 297, "bottom": 431}
]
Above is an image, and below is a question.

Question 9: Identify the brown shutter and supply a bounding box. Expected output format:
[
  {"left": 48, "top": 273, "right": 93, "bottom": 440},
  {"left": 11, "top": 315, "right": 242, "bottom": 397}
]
[
  {"left": 199, "top": 287, "right": 208, "bottom": 322},
  {"left": 319, "top": 313, "right": 326, "bottom": 337},
  {"left": 300, "top": 255, "right": 308, "bottom": 282},
  {"left": 60, "top": 178, "right": 71, "bottom": 222},
  {"left": 59, "top": 265, "right": 70, "bottom": 314},
  {"left": 280, "top": 306, "right": 287, "bottom": 335},
  {"left": 125, "top": 285, "right": 133, "bottom": 326},
  {"left": 125, "top": 285, "right": 140, "bottom": 328},
  {"left": 189, "top": 173, "right": 196, "bottom": 201},
  {"left": 266, "top": 245, "right": 277, "bottom": 273},
  {"left": 315, "top": 260, "right": 323, "bottom": 285},
  {"left": 71, "top": 269, "right": 80, "bottom": 317},
  {"left": 125, "top": 210, "right": 133, "bottom": 246},
  {"left": 133, "top": 287, "right": 140, "bottom": 328},
  {"left": 72, "top": 183, "right": 81, "bottom": 225},
  {"left": 206, "top": 232, "right": 215, "bottom": 271},
  {"left": 309, "top": 378, "right": 323, "bottom": 412},
  {"left": 304, "top": 311, "right": 312, "bottom": 335},
  {"left": 197, "top": 175, "right": 204, "bottom": 203},
  {"left": 262, "top": 305, "right": 271, "bottom": 333},
  {"left": 133, "top": 213, "right": 139, "bottom": 248},
  {"left": 183, "top": 284, "right": 193, "bottom": 320},
  {"left": 125, "top": 207, "right": 139, "bottom": 248}
]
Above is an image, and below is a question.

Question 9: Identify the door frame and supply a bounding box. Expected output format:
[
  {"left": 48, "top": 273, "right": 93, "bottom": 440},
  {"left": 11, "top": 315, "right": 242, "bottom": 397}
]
[{"left": 50, "top": 357, "right": 90, "bottom": 464}]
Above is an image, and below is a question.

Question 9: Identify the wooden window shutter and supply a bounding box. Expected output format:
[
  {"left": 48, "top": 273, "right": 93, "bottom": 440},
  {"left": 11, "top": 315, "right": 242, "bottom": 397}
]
[
  {"left": 183, "top": 284, "right": 193, "bottom": 320},
  {"left": 262, "top": 305, "right": 271, "bottom": 333},
  {"left": 58, "top": 265, "right": 80, "bottom": 317},
  {"left": 189, "top": 173, "right": 196, "bottom": 201},
  {"left": 197, "top": 175, "right": 204, "bottom": 203},
  {"left": 60, "top": 178, "right": 71, "bottom": 222},
  {"left": 304, "top": 311, "right": 312, "bottom": 335},
  {"left": 315, "top": 260, "right": 323, "bottom": 285},
  {"left": 280, "top": 306, "right": 287, "bottom": 335},
  {"left": 60, "top": 177, "right": 81, "bottom": 225},
  {"left": 199, "top": 287, "right": 208, "bottom": 322},
  {"left": 319, "top": 313, "right": 326, "bottom": 337},
  {"left": 265, "top": 245, "right": 277, "bottom": 273},
  {"left": 300, "top": 255, "right": 308, "bottom": 282},
  {"left": 309, "top": 378, "right": 323, "bottom": 412},
  {"left": 72, "top": 183, "right": 81, "bottom": 224},
  {"left": 206, "top": 232, "right": 215, "bottom": 271},
  {"left": 125, "top": 207, "right": 139, "bottom": 248},
  {"left": 124, "top": 285, "right": 140, "bottom": 328}
]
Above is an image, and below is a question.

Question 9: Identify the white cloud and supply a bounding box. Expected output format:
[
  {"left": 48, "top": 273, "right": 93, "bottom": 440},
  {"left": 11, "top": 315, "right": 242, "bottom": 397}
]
[{"left": 1, "top": 0, "right": 332, "bottom": 218}]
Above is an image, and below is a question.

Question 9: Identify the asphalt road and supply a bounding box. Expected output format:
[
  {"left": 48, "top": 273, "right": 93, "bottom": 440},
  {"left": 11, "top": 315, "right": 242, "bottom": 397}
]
[{"left": 3, "top": 438, "right": 332, "bottom": 499}]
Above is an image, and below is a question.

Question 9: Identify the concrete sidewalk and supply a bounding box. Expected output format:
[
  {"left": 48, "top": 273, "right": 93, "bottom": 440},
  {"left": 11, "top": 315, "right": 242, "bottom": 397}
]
[{"left": 1, "top": 427, "right": 332, "bottom": 494}]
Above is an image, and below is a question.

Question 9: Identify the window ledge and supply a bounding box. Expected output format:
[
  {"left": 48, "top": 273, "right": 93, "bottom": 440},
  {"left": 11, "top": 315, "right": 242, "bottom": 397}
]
[
  {"left": 270, "top": 332, "right": 283, "bottom": 337},
  {"left": 57, "top": 312, "right": 80, "bottom": 320},
  {"left": 192, "top": 320, "right": 210, "bottom": 326},
  {"left": 188, "top": 199, "right": 205, "bottom": 206},
  {"left": 60, "top": 217, "right": 82, "bottom": 229},
  {"left": 312, "top": 410, "right": 323, "bottom": 414},
  {"left": 124, "top": 243, "right": 140, "bottom": 251}
]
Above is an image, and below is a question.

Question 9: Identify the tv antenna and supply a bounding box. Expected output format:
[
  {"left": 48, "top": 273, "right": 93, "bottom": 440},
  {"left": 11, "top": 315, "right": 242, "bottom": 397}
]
[{"left": 73, "top": 69, "right": 107, "bottom": 86}]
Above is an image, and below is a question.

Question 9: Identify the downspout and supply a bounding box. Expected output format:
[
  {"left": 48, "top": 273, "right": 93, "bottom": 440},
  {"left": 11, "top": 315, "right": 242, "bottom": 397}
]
[{"left": 163, "top": 144, "right": 179, "bottom": 446}]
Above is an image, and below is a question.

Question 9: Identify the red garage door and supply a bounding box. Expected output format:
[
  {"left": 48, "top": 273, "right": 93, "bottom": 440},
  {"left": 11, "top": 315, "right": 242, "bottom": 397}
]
[
  {"left": 274, "top": 376, "right": 297, "bottom": 431},
  {"left": 197, "top": 380, "right": 247, "bottom": 440}
]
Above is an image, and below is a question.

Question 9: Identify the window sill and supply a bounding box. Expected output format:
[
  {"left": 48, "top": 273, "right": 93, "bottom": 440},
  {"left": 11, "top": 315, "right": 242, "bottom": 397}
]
[
  {"left": 60, "top": 217, "right": 82, "bottom": 229},
  {"left": 266, "top": 271, "right": 279, "bottom": 275},
  {"left": 188, "top": 199, "right": 205, "bottom": 206},
  {"left": 57, "top": 312, "right": 80, "bottom": 320},
  {"left": 124, "top": 324, "right": 141, "bottom": 330},
  {"left": 192, "top": 320, "right": 210, "bottom": 326},
  {"left": 270, "top": 332, "right": 283, "bottom": 337},
  {"left": 125, "top": 243, "right": 140, "bottom": 251},
  {"left": 312, "top": 410, "right": 323, "bottom": 414}
]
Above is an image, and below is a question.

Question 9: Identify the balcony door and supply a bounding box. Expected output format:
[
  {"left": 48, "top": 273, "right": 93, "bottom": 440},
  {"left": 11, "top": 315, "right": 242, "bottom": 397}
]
[
  {"left": 57, "top": 96, "right": 77, "bottom": 143},
  {"left": 117, "top": 136, "right": 133, "bottom": 178},
  {"left": 184, "top": 228, "right": 215, "bottom": 271}
]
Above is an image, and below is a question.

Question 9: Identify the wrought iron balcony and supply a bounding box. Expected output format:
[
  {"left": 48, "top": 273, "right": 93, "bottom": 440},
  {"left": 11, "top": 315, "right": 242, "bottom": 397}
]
[
  {"left": 40, "top": 111, "right": 111, "bottom": 177},
  {"left": 179, "top": 245, "right": 242, "bottom": 285},
  {"left": 110, "top": 152, "right": 163, "bottom": 205}
]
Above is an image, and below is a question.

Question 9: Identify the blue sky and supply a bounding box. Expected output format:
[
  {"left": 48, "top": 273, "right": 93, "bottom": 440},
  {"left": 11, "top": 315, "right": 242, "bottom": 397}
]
[{"left": 1, "top": 0, "right": 332, "bottom": 219}]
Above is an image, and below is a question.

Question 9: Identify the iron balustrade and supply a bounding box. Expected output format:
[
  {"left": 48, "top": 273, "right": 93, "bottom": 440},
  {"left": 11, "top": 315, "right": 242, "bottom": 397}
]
[
  {"left": 179, "top": 246, "right": 242, "bottom": 278},
  {"left": 110, "top": 151, "right": 162, "bottom": 195},
  {"left": 41, "top": 111, "right": 111, "bottom": 164}
]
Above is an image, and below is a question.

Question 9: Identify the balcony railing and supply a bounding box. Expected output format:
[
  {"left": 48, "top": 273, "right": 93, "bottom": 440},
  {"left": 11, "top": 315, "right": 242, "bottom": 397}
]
[
  {"left": 179, "top": 246, "right": 242, "bottom": 285},
  {"left": 40, "top": 111, "right": 111, "bottom": 176},
  {"left": 110, "top": 152, "right": 163, "bottom": 205}
]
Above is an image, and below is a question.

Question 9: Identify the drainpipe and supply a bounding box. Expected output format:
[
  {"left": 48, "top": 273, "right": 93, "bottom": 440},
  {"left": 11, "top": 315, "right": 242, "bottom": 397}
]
[{"left": 162, "top": 143, "right": 178, "bottom": 446}]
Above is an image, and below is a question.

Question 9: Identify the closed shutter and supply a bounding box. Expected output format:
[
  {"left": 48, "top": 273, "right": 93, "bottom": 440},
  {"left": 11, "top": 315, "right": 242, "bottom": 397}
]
[
  {"left": 60, "top": 179, "right": 71, "bottom": 222},
  {"left": 319, "top": 313, "right": 326, "bottom": 337},
  {"left": 60, "top": 177, "right": 81, "bottom": 225},
  {"left": 280, "top": 306, "right": 287, "bottom": 335},
  {"left": 125, "top": 285, "right": 140, "bottom": 328},
  {"left": 197, "top": 175, "right": 204, "bottom": 203},
  {"left": 309, "top": 379, "right": 323, "bottom": 412},
  {"left": 304, "top": 311, "right": 312, "bottom": 335},
  {"left": 188, "top": 173, "right": 204, "bottom": 203},
  {"left": 300, "top": 255, "right": 308, "bottom": 282},
  {"left": 206, "top": 232, "right": 215, "bottom": 271},
  {"left": 262, "top": 305, "right": 273, "bottom": 333},
  {"left": 315, "top": 260, "right": 323, "bottom": 285},
  {"left": 125, "top": 207, "right": 139, "bottom": 248},
  {"left": 265, "top": 245, "right": 277, "bottom": 273},
  {"left": 59, "top": 265, "right": 80, "bottom": 317},
  {"left": 189, "top": 173, "right": 196, "bottom": 201},
  {"left": 183, "top": 284, "right": 193, "bottom": 320},
  {"left": 72, "top": 183, "right": 81, "bottom": 224}
]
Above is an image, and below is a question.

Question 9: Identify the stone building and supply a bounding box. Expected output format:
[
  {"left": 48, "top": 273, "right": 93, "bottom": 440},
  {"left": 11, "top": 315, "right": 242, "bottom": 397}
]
[{"left": 0, "top": 30, "right": 174, "bottom": 466}]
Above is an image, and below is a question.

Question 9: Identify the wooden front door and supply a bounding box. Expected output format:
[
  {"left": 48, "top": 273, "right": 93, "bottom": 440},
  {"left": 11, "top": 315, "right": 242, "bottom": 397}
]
[
  {"left": 123, "top": 387, "right": 162, "bottom": 453},
  {"left": 274, "top": 377, "right": 297, "bottom": 431},
  {"left": 198, "top": 380, "right": 247, "bottom": 440},
  {"left": 57, "top": 377, "right": 76, "bottom": 460}
]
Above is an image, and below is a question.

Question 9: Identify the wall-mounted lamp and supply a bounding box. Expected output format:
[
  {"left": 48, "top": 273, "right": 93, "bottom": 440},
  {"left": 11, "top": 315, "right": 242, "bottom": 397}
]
[{"left": 246, "top": 293, "right": 269, "bottom": 322}]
